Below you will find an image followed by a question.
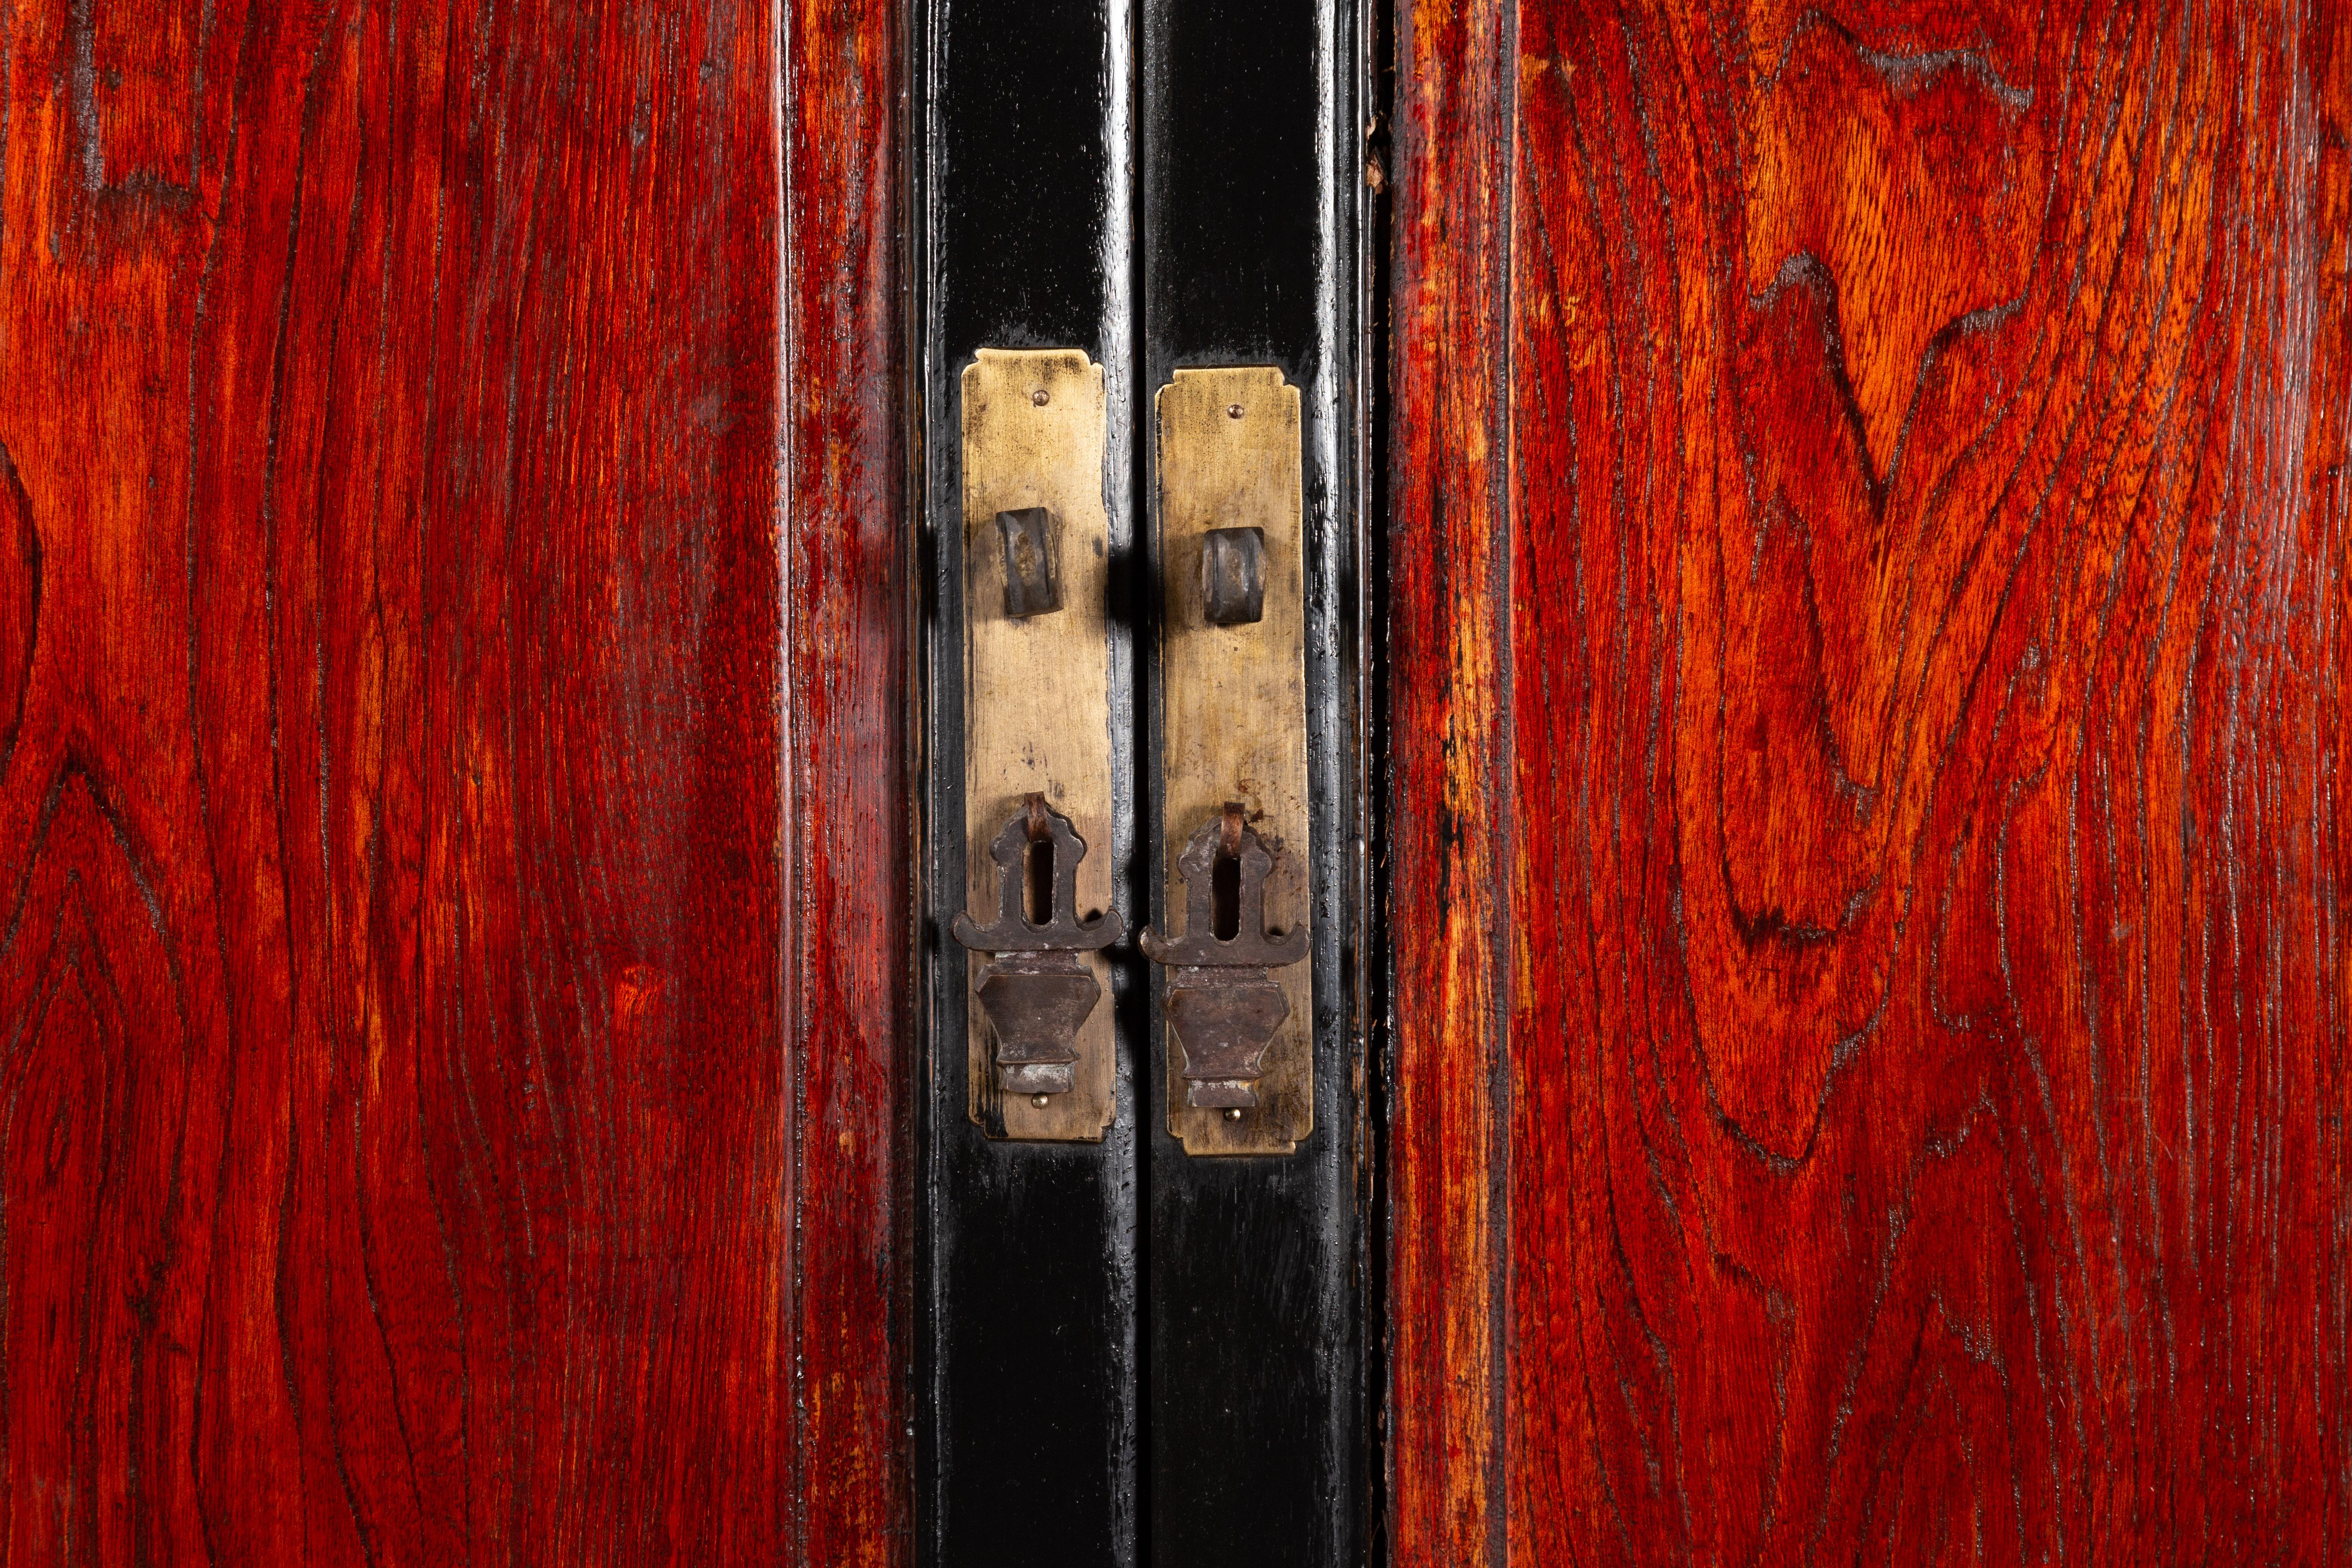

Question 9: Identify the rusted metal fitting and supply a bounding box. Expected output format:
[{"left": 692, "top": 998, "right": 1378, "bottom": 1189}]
[
  {"left": 1140, "top": 804, "right": 1308, "bottom": 1109},
  {"left": 952, "top": 793, "right": 1124, "bottom": 1098}
]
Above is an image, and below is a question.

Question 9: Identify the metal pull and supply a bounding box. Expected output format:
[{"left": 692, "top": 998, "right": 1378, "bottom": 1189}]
[
  {"left": 1141, "top": 804, "right": 1307, "bottom": 1115},
  {"left": 1200, "top": 527, "right": 1265, "bottom": 625},
  {"left": 954, "top": 796, "right": 1124, "bottom": 1103},
  {"left": 996, "top": 507, "right": 1062, "bottom": 617}
]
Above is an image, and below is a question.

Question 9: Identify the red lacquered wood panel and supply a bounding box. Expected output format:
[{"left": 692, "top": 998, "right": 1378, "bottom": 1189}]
[
  {"left": 1386, "top": 0, "right": 1516, "bottom": 1560},
  {"left": 0, "top": 0, "right": 907, "bottom": 1560},
  {"left": 1390, "top": 0, "right": 2351, "bottom": 1561},
  {"left": 783, "top": 0, "right": 910, "bottom": 1558}
]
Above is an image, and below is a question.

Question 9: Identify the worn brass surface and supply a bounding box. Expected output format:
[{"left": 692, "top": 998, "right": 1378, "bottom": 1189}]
[
  {"left": 1155, "top": 367, "right": 1311, "bottom": 1156},
  {"left": 962, "top": 349, "right": 1117, "bottom": 1140}
]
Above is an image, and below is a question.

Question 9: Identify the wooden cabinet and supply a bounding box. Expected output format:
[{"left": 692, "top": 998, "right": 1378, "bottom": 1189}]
[{"left": 3, "top": 0, "right": 2342, "bottom": 1562}]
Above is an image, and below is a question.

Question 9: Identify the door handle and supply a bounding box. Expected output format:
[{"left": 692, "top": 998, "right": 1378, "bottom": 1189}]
[
  {"left": 992, "top": 506, "right": 1065, "bottom": 618},
  {"left": 1199, "top": 527, "right": 1266, "bottom": 625},
  {"left": 1149, "top": 368, "right": 1314, "bottom": 1156}
]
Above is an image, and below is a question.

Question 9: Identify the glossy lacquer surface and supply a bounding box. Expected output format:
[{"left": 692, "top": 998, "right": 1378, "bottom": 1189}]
[
  {"left": 0, "top": 0, "right": 907, "bottom": 1561},
  {"left": 1390, "top": 0, "right": 2350, "bottom": 1561},
  {"left": 920, "top": 0, "right": 1139, "bottom": 1562},
  {"left": 1141, "top": 0, "right": 1365, "bottom": 1560}
]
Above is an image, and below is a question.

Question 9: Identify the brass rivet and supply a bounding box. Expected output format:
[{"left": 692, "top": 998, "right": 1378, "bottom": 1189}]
[
  {"left": 1032, "top": 1093, "right": 1050, "bottom": 1107},
  {"left": 1226, "top": 403, "right": 1243, "bottom": 419},
  {"left": 1224, "top": 1107, "right": 1243, "bottom": 1121},
  {"left": 1031, "top": 389, "right": 1050, "bottom": 407}
]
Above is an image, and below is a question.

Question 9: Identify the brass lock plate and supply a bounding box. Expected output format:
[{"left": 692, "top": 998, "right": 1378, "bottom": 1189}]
[
  {"left": 960, "top": 349, "right": 1117, "bottom": 1141},
  {"left": 1155, "top": 367, "right": 1311, "bottom": 1156}
]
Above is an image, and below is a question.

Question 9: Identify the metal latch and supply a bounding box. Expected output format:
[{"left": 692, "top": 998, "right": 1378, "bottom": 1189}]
[
  {"left": 1142, "top": 803, "right": 1308, "bottom": 1112},
  {"left": 957, "top": 349, "right": 1118, "bottom": 1141},
  {"left": 951, "top": 356, "right": 1312, "bottom": 1155},
  {"left": 956, "top": 795, "right": 1124, "bottom": 1099},
  {"left": 1150, "top": 368, "right": 1312, "bottom": 1157}
]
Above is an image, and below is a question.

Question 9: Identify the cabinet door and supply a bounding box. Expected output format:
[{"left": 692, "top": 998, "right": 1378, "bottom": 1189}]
[
  {"left": 1139, "top": 0, "right": 1368, "bottom": 1559},
  {"left": 1385, "top": 1, "right": 2351, "bottom": 1561},
  {"left": 0, "top": 2, "right": 906, "bottom": 1561}
]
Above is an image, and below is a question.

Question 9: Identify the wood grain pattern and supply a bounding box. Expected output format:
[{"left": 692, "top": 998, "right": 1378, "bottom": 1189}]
[
  {"left": 784, "top": 0, "right": 909, "bottom": 1557},
  {"left": 0, "top": 0, "right": 908, "bottom": 1559},
  {"left": 1386, "top": 0, "right": 1516, "bottom": 1558},
  {"left": 1390, "top": 0, "right": 2351, "bottom": 1560}
]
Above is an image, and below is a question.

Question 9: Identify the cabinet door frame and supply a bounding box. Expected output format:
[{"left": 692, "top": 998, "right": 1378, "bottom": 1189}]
[{"left": 910, "top": 0, "right": 1379, "bottom": 1561}]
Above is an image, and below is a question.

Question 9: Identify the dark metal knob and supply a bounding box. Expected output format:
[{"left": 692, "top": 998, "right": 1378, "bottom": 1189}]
[
  {"left": 1141, "top": 804, "right": 1306, "bottom": 1109},
  {"left": 996, "top": 507, "right": 1062, "bottom": 617},
  {"left": 952, "top": 795, "right": 1123, "bottom": 1098},
  {"left": 1200, "top": 527, "right": 1265, "bottom": 625}
]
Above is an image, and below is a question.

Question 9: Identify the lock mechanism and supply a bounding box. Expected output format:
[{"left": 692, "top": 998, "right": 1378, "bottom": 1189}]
[
  {"left": 1142, "top": 805, "right": 1308, "bottom": 1111},
  {"left": 1152, "top": 368, "right": 1312, "bottom": 1156},
  {"left": 956, "top": 796, "right": 1124, "bottom": 1099}
]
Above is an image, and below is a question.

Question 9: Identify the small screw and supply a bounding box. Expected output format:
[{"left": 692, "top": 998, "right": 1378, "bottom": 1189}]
[
  {"left": 1226, "top": 403, "right": 1243, "bottom": 419},
  {"left": 1032, "top": 389, "right": 1050, "bottom": 407},
  {"left": 1032, "top": 1093, "right": 1050, "bottom": 1107},
  {"left": 1224, "top": 1107, "right": 1243, "bottom": 1121}
]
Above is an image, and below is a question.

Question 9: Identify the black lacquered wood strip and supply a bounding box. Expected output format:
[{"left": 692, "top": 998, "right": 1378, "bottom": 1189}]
[
  {"left": 920, "top": 0, "right": 1139, "bottom": 1562},
  {"left": 1141, "top": 2, "right": 1366, "bottom": 1562}
]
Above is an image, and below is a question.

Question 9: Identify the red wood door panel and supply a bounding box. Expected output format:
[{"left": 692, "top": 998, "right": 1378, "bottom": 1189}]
[
  {"left": 1390, "top": 0, "right": 2350, "bottom": 1561},
  {"left": 0, "top": 0, "right": 906, "bottom": 1560},
  {"left": 783, "top": 0, "right": 909, "bottom": 1555}
]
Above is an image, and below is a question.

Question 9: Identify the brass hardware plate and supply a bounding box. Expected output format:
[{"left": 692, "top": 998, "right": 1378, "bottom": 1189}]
[
  {"left": 962, "top": 349, "right": 1117, "bottom": 1141},
  {"left": 1155, "top": 367, "right": 1311, "bottom": 1156}
]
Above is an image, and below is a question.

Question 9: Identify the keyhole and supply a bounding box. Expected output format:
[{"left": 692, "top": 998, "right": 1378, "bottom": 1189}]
[
  {"left": 1212, "top": 843, "right": 1241, "bottom": 941},
  {"left": 1026, "top": 835, "right": 1056, "bottom": 925}
]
